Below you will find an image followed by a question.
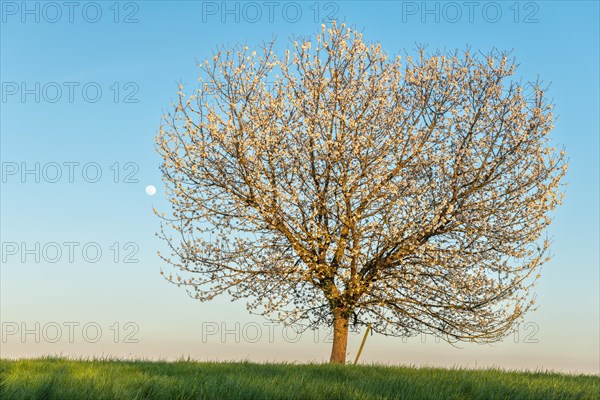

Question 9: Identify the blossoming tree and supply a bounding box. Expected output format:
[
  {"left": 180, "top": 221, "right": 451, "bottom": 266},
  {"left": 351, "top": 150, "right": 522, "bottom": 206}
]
[{"left": 156, "top": 23, "right": 566, "bottom": 364}]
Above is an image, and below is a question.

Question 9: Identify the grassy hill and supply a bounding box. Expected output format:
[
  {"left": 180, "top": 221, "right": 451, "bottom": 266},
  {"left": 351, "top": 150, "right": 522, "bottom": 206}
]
[{"left": 1, "top": 357, "right": 598, "bottom": 399}]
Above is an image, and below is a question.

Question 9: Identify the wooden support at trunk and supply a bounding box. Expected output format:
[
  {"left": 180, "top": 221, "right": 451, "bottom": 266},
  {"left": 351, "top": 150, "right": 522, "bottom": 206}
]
[{"left": 353, "top": 323, "right": 371, "bottom": 365}]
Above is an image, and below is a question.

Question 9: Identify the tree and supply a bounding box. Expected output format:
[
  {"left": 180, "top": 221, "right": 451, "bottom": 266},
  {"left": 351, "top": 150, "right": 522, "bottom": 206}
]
[{"left": 155, "top": 22, "right": 567, "bottom": 364}]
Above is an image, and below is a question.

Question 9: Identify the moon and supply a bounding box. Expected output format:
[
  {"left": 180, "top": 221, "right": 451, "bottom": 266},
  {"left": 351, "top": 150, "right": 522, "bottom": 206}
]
[{"left": 145, "top": 185, "right": 157, "bottom": 196}]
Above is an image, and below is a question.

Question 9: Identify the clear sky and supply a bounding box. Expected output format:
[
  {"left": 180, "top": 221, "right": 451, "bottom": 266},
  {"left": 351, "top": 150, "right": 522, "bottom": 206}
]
[{"left": 1, "top": 1, "right": 598, "bottom": 374}]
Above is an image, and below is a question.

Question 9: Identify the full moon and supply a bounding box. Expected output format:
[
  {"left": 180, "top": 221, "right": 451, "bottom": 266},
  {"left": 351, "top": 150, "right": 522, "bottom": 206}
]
[{"left": 145, "top": 185, "right": 157, "bottom": 196}]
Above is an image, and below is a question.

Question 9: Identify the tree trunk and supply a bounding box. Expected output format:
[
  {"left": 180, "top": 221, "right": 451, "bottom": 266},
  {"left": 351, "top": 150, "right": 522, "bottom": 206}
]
[{"left": 329, "top": 309, "right": 349, "bottom": 364}]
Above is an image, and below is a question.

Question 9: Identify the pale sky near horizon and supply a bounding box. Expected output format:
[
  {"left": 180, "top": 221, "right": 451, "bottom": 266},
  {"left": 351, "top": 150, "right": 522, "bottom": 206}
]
[{"left": 1, "top": 1, "right": 598, "bottom": 374}]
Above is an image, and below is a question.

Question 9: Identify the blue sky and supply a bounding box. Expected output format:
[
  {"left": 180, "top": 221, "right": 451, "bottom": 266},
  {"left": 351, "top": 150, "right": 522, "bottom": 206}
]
[{"left": 1, "top": 1, "right": 598, "bottom": 373}]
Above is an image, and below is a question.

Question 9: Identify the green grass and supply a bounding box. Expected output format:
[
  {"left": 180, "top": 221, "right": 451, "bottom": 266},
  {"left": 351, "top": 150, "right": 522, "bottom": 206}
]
[{"left": 0, "top": 357, "right": 598, "bottom": 399}]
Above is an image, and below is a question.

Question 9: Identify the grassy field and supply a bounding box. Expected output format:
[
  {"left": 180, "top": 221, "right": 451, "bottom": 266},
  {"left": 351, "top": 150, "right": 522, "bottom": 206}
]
[{"left": 0, "top": 357, "right": 598, "bottom": 399}]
